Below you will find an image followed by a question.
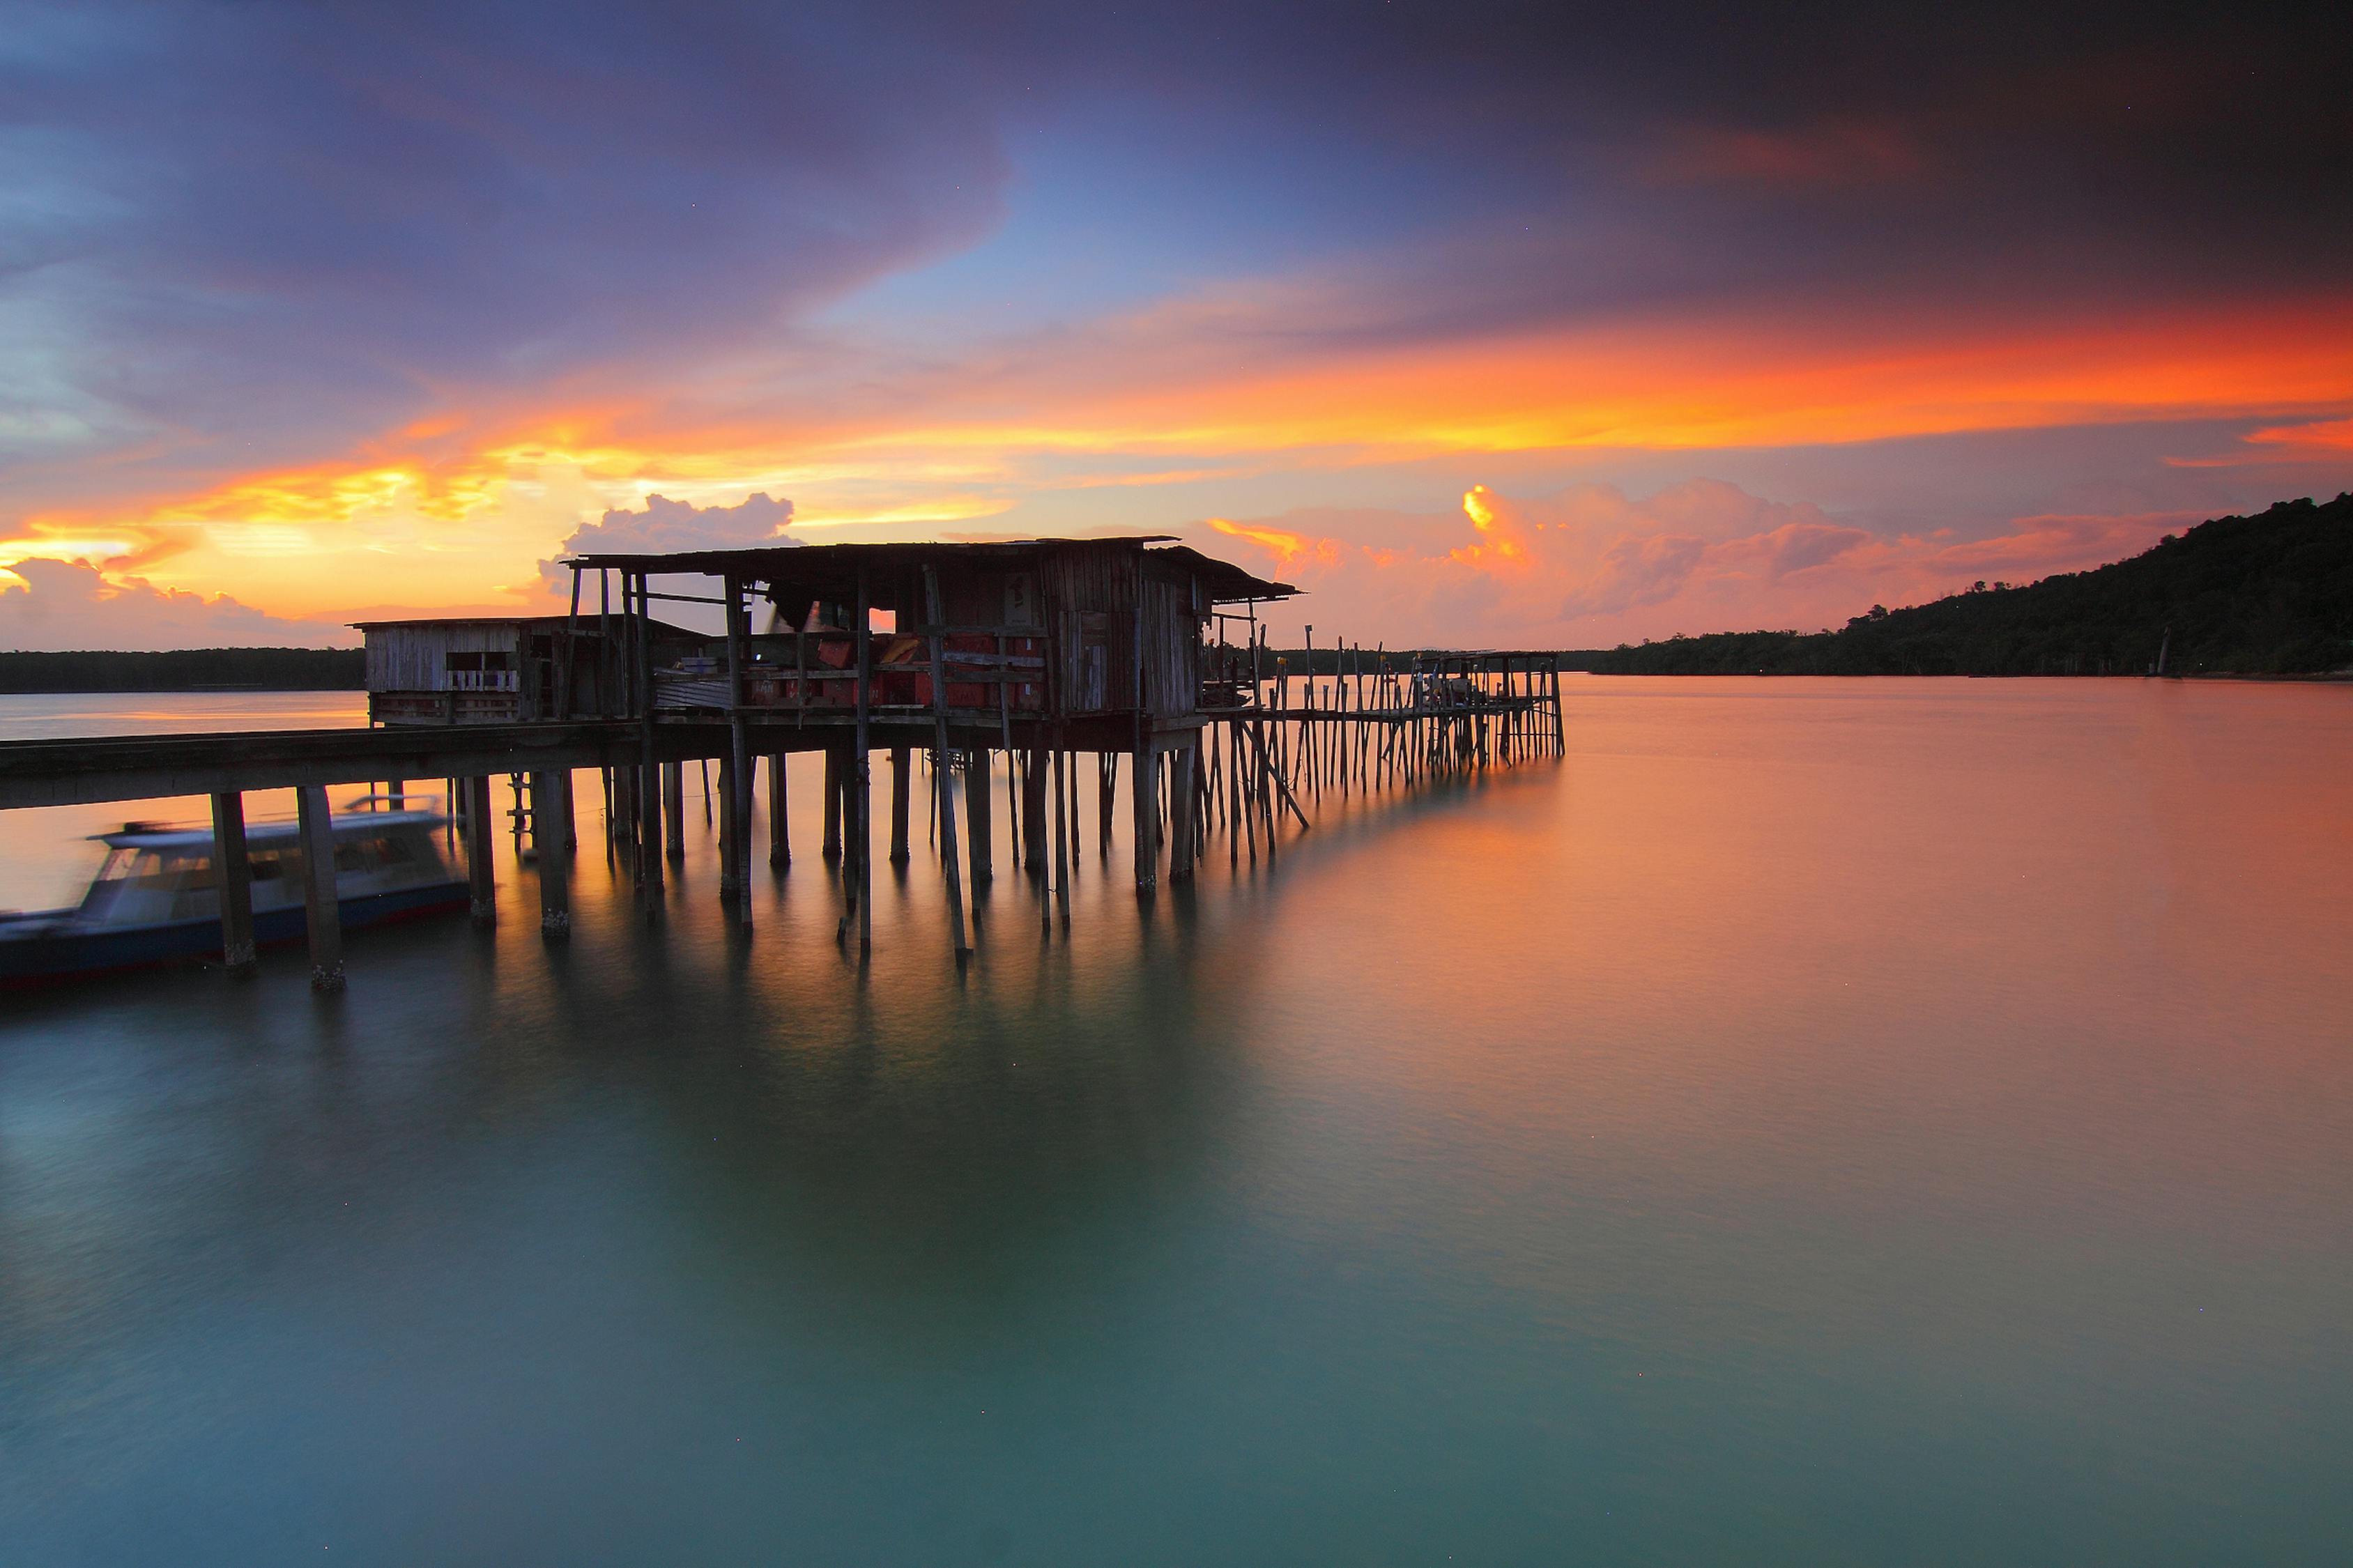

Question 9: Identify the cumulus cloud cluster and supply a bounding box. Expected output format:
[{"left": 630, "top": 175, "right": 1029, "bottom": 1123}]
[
  {"left": 0, "top": 560, "right": 350, "bottom": 651},
  {"left": 551, "top": 492, "right": 795, "bottom": 560}
]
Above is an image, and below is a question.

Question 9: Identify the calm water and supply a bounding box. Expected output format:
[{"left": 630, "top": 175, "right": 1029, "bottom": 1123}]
[{"left": 2, "top": 681, "right": 2348, "bottom": 1565}]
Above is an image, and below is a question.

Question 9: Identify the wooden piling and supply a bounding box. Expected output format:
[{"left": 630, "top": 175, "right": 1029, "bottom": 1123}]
[
  {"left": 1050, "top": 741, "right": 1070, "bottom": 927},
  {"left": 1167, "top": 741, "right": 1196, "bottom": 879},
  {"left": 920, "top": 566, "right": 970, "bottom": 957},
  {"left": 1022, "top": 742, "right": 1048, "bottom": 874},
  {"left": 767, "top": 753, "right": 790, "bottom": 868},
  {"left": 889, "top": 746, "right": 912, "bottom": 863},
  {"left": 466, "top": 775, "right": 496, "bottom": 924},
  {"left": 726, "top": 574, "right": 755, "bottom": 928},
  {"left": 717, "top": 753, "right": 739, "bottom": 899},
  {"left": 628, "top": 574, "right": 664, "bottom": 913},
  {"left": 852, "top": 568, "right": 873, "bottom": 951},
  {"left": 657, "top": 761, "right": 680, "bottom": 859},
  {"left": 822, "top": 745, "right": 845, "bottom": 861},
  {"left": 533, "top": 769, "right": 572, "bottom": 938},
  {"left": 208, "top": 790, "right": 256, "bottom": 975},
  {"left": 1099, "top": 753, "right": 1117, "bottom": 858},
  {"left": 296, "top": 784, "right": 344, "bottom": 992},
  {"left": 1131, "top": 743, "right": 1160, "bottom": 889},
  {"left": 965, "top": 748, "right": 992, "bottom": 885}
]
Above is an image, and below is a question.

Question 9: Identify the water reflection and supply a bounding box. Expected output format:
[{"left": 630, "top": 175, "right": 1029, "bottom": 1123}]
[{"left": 2, "top": 682, "right": 2350, "bottom": 1565}]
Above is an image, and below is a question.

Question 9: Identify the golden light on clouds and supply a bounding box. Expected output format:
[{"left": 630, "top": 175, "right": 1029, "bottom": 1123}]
[{"left": 7, "top": 292, "right": 2348, "bottom": 620}]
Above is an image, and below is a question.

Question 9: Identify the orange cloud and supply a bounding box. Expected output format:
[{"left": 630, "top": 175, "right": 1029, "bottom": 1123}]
[
  {"left": 1209, "top": 516, "right": 1338, "bottom": 569},
  {"left": 1195, "top": 481, "right": 2198, "bottom": 648},
  {"left": 10, "top": 287, "right": 2348, "bottom": 626}
]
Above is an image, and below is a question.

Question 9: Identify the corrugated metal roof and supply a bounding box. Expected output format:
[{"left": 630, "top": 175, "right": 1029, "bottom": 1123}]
[{"left": 560, "top": 537, "right": 1301, "bottom": 605}]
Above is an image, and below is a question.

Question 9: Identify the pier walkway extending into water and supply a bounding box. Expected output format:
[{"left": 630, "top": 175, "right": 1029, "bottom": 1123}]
[{"left": 2, "top": 540, "right": 1562, "bottom": 990}]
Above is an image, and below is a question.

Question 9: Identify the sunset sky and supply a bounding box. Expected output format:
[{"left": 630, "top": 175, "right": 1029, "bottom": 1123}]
[{"left": 3, "top": 0, "right": 2347, "bottom": 649}]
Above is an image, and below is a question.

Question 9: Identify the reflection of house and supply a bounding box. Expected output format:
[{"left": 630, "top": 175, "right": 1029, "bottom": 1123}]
[{"left": 353, "top": 614, "right": 693, "bottom": 725}]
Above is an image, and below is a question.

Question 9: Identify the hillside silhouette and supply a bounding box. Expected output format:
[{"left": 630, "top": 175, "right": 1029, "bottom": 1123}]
[{"left": 1577, "top": 493, "right": 2353, "bottom": 676}]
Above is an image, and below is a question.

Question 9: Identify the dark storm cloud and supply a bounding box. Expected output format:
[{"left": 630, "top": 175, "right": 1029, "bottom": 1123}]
[
  {"left": 3, "top": 0, "right": 1020, "bottom": 479},
  {"left": 4, "top": 0, "right": 2345, "bottom": 500}
]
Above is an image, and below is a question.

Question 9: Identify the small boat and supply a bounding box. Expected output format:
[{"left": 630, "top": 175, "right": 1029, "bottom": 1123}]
[{"left": 0, "top": 799, "right": 468, "bottom": 986}]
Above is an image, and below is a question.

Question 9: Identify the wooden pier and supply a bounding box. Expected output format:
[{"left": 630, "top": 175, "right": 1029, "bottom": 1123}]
[{"left": 0, "top": 539, "right": 1562, "bottom": 987}]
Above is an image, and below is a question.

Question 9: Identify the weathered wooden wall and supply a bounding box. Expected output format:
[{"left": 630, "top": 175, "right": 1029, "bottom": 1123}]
[{"left": 363, "top": 623, "right": 521, "bottom": 693}]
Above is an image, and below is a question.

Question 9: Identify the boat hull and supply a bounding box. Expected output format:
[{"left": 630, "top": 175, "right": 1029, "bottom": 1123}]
[{"left": 0, "top": 880, "right": 469, "bottom": 987}]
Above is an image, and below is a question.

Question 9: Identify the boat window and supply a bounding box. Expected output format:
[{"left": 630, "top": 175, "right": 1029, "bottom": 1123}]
[{"left": 249, "top": 851, "right": 287, "bottom": 882}]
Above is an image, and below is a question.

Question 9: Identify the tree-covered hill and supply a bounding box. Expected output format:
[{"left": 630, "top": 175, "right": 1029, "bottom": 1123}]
[
  {"left": 0, "top": 647, "right": 365, "bottom": 692},
  {"left": 1578, "top": 493, "right": 2353, "bottom": 677}
]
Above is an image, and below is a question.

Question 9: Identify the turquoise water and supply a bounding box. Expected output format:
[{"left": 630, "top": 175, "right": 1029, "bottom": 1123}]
[{"left": 1, "top": 681, "right": 2349, "bottom": 1563}]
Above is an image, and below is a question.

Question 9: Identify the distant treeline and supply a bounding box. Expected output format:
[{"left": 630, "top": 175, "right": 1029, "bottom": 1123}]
[
  {"left": 0, "top": 647, "right": 365, "bottom": 693},
  {"left": 1580, "top": 493, "right": 2353, "bottom": 677}
]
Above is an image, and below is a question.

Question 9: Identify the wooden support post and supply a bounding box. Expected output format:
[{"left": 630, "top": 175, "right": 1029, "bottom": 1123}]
[
  {"left": 547, "top": 762, "right": 576, "bottom": 850},
  {"left": 965, "top": 748, "right": 992, "bottom": 884},
  {"left": 631, "top": 572, "right": 666, "bottom": 916},
  {"left": 717, "top": 754, "right": 739, "bottom": 897},
  {"left": 1099, "top": 753, "right": 1117, "bottom": 857},
  {"left": 609, "top": 766, "right": 632, "bottom": 849},
  {"left": 1131, "top": 742, "right": 1160, "bottom": 889},
  {"left": 1050, "top": 742, "right": 1070, "bottom": 925},
  {"left": 209, "top": 790, "right": 255, "bottom": 975},
  {"left": 534, "top": 770, "right": 571, "bottom": 938},
  {"left": 1004, "top": 748, "right": 1022, "bottom": 868},
  {"left": 726, "top": 574, "right": 753, "bottom": 928},
  {"left": 1022, "top": 743, "right": 1048, "bottom": 874},
  {"left": 920, "top": 565, "right": 970, "bottom": 956},
  {"left": 851, "top": 567, "right": 873, "bottom": 951},
  {"left": 822, "top": 746, "right": 845, "bottom": 860},
  {"left": 663, "top": 762, "right": 685, "bottom": 859},
  {"left": 767, "top": 752, "right": 790, "bottom": 868},
  {"left": 1167, "top": 741, "right": 1197, "bottom": 880},
  {"left": 466, "top": 775, "right": 496, "bottom": 924},
  {"left": 296, "top": 784, "right": 344, "bottom": 992},
  {"left": 889, "top": 747, "right": 912, "bottom": 863}
]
